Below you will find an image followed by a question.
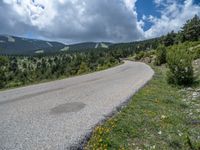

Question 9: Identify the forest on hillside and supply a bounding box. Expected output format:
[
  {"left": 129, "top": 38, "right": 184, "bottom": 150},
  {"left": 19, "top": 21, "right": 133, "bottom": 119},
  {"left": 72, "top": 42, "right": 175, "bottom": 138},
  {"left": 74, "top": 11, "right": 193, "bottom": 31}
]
[{"left": 0, "top": 15, "right": 200, "bottom": 89}]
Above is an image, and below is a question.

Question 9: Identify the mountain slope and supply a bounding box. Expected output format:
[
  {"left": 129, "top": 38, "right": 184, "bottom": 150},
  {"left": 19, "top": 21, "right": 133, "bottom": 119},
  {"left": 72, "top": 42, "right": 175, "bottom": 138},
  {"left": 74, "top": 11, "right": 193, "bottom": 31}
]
[
  {"left": 0, "top": 35, "right": 65, "bottom": 55},
  {"left": 0, "top": 35, "right": 112, "bottom": 55},
  {"left": 68, "top": 42, "right": 112, "bottom": 52}
]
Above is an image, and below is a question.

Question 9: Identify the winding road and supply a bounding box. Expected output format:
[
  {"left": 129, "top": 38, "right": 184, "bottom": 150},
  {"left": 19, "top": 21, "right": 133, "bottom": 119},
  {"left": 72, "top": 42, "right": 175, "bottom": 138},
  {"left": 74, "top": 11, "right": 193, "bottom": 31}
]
[{"left": 0, "top": 61, "right": 154, "bottom": 150}]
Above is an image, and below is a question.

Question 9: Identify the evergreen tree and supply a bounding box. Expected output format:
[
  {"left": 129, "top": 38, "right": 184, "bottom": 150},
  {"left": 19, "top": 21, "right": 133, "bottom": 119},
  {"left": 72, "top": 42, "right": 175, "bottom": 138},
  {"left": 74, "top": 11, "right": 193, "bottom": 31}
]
[
  {"left": 77, "top": 62, "right": 89, "bottom": 74},
  {"left": 155, "top": 45, "right": 167, "bottom": 66},
  {"left": 163, "top": 31, "right": 176, "bottom": 46},
  {"left": 181, "top": 15, "right": 200, "bottom": 42},
  {"left": 0, "top": 56, "right": 9, "bottom": 88},
  {"left": 167, "top": 45, "right": 193, "bottom": 85}
]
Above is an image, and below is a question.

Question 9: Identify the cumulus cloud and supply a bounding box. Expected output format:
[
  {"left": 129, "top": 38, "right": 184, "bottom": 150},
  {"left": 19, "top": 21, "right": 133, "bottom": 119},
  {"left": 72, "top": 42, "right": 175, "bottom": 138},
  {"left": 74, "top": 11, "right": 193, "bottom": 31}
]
[
  {"left": 0, "top": 0, "right": 199, "bottom": 43},
  {"left": 144, "top": 0, "right": 200, "bottom": 38},
  {"left": 0, "top": 0, "right": 144, "bottom": 43}
]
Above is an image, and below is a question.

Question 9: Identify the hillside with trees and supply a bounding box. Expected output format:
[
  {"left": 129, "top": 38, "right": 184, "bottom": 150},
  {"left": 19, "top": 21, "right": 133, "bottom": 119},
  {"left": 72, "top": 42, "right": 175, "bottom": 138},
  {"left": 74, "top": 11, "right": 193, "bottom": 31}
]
[{"left": 0, "top": 15, "right": 199, "bottom": 89}]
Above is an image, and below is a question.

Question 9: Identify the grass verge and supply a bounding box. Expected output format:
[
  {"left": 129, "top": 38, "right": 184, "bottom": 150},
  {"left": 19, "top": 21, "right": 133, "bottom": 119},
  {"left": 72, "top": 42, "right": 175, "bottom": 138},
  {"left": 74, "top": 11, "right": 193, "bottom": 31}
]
[{"left": 85, "top": 65, "right": 200, "bottom": 149}]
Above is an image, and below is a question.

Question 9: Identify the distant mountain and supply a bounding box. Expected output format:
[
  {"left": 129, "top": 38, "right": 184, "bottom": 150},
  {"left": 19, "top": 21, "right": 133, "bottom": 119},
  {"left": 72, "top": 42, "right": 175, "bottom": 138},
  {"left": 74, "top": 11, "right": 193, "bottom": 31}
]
[
  {"left": 0, "top": 35, "right": 65, "bottom": 55},
  {"left": 68, "top": 42, "right": 112, "bottom": 51},
  {"left": 0, "top": 35, "right": 112, "bottom": 55}
]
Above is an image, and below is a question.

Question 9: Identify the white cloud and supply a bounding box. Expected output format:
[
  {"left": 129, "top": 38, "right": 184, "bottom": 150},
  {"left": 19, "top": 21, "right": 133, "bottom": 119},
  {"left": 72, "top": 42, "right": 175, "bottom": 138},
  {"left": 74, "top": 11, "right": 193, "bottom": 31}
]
[
  {"left": 154, "top": 0, "right": 164, "bottom": 6},
  {"left": 124, "top": 0, "right": 136, "bottom": 11},
  {"left": 0, "top": 0, "right": 199, "bottom": 43},
  {"left": 144, "top": 0, "right": 200, "bottom": 38},
  {"left": 0, "top": 0, "right": 144, "bottom": 43},
  {"left": 3, "top": 0, "right": 56, "bottom": 29}
]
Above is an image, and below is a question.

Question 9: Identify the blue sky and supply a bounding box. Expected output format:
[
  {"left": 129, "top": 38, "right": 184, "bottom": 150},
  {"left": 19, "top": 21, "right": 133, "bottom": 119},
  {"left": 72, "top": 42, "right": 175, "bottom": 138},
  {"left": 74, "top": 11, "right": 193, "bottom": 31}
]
[
  {"left": 136, "top": 0, "right": 200, "bottom": 31},
  {"left": 136, "top": 0, "right": 160, "bottom": 31},
  {"left": 0, "top": 0, "right": 200, "bottom": 43}
]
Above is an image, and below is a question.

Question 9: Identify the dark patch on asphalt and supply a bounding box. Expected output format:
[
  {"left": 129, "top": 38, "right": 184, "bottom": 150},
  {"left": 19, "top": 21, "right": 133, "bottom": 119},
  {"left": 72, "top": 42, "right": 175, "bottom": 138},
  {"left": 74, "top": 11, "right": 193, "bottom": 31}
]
[
  {"left": 50, "top": 102, "right": 86, "bottom": 114},
  {"left": 83, "top": 77, "right": 102, "bottom": 83},
  {"left": 0, "top": 77, "right": 102, "bottom": 107},
  {"left": 118, "top": 66, "right": 131, "bottom": 73}
]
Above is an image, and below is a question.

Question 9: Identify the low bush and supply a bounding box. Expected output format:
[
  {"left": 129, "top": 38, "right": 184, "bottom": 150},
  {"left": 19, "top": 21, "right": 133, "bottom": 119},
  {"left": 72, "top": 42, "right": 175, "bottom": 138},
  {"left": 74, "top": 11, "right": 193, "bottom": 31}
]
[
  {"left": 0, "top": 56, "right": 9, "bottom": 88},
  {"left": 154, "top": 45, "right": 167, "bottom": 66},
  {"left": 193, "top": 47, "right": 200, "bottom": 59},
  {"left": 166, "top": 45, "right": 194, "bottom": 85},
  {"left": 135, "top": 51, "right": 145, "bottom": 60}
]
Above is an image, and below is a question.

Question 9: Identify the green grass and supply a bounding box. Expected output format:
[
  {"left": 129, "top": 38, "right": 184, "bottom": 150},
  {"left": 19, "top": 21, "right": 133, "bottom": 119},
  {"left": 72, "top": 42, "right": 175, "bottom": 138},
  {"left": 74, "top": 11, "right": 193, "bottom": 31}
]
[{"left": 85, "top": 65, "right": 200, "bottom": 150}]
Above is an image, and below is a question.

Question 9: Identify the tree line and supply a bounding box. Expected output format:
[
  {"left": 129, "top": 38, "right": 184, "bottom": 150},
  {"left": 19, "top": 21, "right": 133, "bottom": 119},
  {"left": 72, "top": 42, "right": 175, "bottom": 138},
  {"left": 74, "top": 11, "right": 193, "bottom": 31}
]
[
  {"left": 0, "top": 15, "right": 200, "bottom": 89},
  {"left": 143, "top": 15, "right": 200, "bottom": 86},
  {"left": 0, "top": 49, "right": 120, "bottom": 88}
]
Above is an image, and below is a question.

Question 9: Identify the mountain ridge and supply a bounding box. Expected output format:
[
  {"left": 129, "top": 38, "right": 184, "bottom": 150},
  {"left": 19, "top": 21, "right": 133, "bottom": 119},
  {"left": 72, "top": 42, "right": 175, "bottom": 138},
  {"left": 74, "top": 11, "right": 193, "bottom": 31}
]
[{"left": 0, "top": 35, "right": 112, "bottom": 55}]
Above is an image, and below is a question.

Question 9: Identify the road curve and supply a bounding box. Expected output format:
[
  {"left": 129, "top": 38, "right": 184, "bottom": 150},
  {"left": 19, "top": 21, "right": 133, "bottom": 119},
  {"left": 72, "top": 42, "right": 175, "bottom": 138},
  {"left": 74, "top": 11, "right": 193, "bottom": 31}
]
[{"left": 0, "top": 61, "right": 154, "bottom": 150}]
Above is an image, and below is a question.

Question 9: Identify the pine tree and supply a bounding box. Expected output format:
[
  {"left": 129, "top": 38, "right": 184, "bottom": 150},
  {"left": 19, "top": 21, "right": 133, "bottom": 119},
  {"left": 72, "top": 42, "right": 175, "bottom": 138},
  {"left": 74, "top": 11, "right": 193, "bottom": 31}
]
[
  {"left": 77, "top": 62, "right": 89, "bottom": 75},
  {"left": 163, "top": 31, "right": 176, "bottom": 46},
  {"left": 181, "top": 15, "right": 200, "bottom": 42}
]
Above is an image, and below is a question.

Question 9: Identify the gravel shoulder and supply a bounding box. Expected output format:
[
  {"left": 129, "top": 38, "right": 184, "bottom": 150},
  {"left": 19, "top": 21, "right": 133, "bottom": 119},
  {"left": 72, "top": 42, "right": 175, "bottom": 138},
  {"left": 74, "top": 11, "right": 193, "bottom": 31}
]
[{"left": 0, "top": 61, "right": 154, "bottom": 149}]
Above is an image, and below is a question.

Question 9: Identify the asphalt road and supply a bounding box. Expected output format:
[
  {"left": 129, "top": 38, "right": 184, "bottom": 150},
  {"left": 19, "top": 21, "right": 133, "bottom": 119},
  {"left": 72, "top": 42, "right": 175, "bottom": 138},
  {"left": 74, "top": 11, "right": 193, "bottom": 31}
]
[{"left": 0, "top": 61, "right": 154, "bottom": 150}]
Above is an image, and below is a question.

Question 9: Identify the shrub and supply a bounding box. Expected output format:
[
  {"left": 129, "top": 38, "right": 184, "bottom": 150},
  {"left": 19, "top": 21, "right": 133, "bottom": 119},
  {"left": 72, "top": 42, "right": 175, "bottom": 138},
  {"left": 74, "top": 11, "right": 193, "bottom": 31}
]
[
  {"left": 135, "top": 51, "right": 145, "bottom": 60},
  {"left": 0, "top": 56, "right": 9, "bottom": 88},
  {"left": 166, "top": 45, "right": 194, "bottom": 85},
  {"left": 77, "top": 62, "right": 89, "bottom": 75},
  {"left": 154, "top": 45, "right": 167, "bottom": 66},
  {"left": 193, "top": 47, "right": 200, "bottom": 59}
]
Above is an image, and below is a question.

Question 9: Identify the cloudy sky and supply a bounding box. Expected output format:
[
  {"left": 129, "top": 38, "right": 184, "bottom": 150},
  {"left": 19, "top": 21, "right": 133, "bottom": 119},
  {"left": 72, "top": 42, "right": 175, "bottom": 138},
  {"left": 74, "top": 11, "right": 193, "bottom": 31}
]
[{"left": 0, "top": 0, "right": 200, "bottom": 44}]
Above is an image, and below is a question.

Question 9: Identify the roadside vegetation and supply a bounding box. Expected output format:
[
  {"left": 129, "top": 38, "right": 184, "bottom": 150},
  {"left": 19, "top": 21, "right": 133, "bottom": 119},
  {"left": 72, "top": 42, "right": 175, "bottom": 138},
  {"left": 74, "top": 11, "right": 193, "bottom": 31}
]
[
  {"left": 85, "top": 64, "right": 200, "bottom": 150},
  {"left": 0, "top": 15, "right": 199, "bottom": 148},
  {"left": 0, "top": 15, "right": 199, "bottom": 89},
  {"left": 0, "top": 50, "right": 120, "bottom": 89},
  {"left": 86, "top": 15, "right": 200, "bottom": 149},
  {"left": 0, "top": 37, "right": 161, "bottom": 90}
]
